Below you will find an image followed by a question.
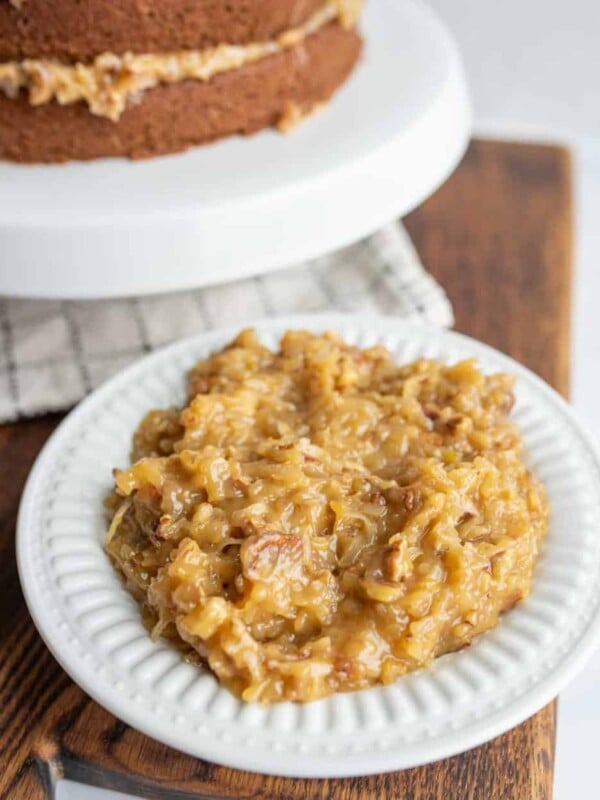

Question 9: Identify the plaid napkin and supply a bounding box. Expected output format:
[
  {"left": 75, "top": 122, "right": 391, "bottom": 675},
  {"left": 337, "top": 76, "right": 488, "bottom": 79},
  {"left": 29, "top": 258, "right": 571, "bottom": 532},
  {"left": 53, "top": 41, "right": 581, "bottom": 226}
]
[{"left": 0, "top": 222, "right": 453, "bottom": 423}]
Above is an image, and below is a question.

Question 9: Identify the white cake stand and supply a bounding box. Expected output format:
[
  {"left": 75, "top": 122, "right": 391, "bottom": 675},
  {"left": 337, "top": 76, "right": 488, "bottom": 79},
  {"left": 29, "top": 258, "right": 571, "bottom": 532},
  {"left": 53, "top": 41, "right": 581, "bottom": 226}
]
[{"left": 0, "top": 0, "right": 471, "bottom": 299}]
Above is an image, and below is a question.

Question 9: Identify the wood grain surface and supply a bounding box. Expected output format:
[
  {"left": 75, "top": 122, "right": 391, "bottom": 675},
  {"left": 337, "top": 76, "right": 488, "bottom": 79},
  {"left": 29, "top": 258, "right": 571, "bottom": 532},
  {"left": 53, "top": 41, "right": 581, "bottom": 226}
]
[{"left": 0, "top": 139, "right": 572, "bottom": 800}]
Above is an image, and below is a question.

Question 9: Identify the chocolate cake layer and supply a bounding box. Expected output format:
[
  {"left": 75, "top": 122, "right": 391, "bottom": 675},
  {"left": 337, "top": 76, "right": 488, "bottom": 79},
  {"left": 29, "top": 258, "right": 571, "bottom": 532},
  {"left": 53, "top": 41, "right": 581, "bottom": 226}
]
[
  {"left": 0, "top": 23, "right": 361, "bottom": 163},
  {"left": 0, "top": 0, "right": 325, "bottom": 61}
]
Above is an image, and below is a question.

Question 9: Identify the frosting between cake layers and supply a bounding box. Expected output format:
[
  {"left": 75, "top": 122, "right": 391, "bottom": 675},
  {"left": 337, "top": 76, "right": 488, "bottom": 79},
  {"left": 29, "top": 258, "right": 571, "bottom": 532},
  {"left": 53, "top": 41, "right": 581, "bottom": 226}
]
[{"left": 0, "top": 0, "right": 363, "bottom": 121}]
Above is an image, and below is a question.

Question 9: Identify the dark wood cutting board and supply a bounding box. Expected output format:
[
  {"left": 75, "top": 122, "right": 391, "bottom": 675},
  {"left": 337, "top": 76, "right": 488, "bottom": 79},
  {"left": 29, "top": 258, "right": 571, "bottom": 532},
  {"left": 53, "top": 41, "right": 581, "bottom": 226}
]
[{"left": 0, "top": 139, "right": 572, "bottom": 800}]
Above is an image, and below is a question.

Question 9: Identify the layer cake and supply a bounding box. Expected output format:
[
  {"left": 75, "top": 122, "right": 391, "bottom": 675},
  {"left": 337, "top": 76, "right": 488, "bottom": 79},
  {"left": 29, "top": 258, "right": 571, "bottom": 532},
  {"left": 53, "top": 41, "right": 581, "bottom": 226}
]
[{"left": 0, "top": 0, "right": 363, "bottom": 162}]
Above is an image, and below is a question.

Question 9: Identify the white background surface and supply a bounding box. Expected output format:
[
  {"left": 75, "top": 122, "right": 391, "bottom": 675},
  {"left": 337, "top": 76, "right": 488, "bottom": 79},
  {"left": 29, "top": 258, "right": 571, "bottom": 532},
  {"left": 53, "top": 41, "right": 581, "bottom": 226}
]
[{"left": 54, "top": 1, "right": 600, "bottom": 797}]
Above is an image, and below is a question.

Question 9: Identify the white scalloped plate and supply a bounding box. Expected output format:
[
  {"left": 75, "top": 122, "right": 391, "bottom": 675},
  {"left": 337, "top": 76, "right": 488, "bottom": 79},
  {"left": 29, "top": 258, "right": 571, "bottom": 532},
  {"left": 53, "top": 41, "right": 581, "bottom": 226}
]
[{"left": 17, "top": 314, "right": 600, "bottom": 777}]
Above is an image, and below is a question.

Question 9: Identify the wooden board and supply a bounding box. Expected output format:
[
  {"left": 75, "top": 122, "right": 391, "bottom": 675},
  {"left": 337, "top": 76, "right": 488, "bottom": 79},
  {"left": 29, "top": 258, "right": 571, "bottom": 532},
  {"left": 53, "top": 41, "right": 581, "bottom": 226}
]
[{"left": 0, "top": 139, "right": 572, "bottom": 800}]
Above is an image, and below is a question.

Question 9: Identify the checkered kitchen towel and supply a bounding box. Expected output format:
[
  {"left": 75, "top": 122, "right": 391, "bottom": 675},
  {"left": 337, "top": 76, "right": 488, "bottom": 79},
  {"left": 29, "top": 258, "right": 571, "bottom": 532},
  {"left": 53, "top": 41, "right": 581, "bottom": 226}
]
[{"left": 0, "top": 222, "right": 453, "bottom": 422}]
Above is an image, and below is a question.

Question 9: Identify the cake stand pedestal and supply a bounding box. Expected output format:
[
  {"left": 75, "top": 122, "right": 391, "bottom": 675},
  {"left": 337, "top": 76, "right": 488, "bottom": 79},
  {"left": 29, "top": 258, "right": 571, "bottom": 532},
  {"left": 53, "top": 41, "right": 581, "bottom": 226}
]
[{"left": 0, "top": 0, "right": 471, "bottom": 299}]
